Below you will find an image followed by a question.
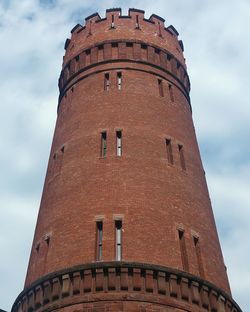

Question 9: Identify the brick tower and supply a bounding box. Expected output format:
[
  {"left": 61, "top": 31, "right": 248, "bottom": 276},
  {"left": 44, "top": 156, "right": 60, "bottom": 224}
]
[{"left": 12, "top": 8, "right": 241, "bottom": 312}]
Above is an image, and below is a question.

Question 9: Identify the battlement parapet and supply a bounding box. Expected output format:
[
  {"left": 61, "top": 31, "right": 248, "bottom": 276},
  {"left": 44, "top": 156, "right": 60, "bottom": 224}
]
[{"left": 63, "top": 8, "right": 185, "bottom": 68}]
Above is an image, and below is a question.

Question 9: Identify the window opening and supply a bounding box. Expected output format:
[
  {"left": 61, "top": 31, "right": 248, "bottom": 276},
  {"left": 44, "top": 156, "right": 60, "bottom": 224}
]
[
  {"left": 178, "top": 144, "right": 186, "bottom": 170},
  {"left": 166, "top": 139, "right": 173, "bottom": 164},
  {"left": 96, "top": 221, "right": 103, "bottom": 261},
  {"left": 104, "top": 73, "right": 110, "bottom": 91},
  {"left": 35, "top": 243, "right": 40, "bottom": 253},
  {"left": 115, "top": 220, "right": 122, "bottom": 261},
  {"left": 116, "top": 130, "right": 122, "bottom": 156},
  {"left": 168, "top": 84, "right": 174, "bottom": 102},
  {"left": 101, "top": 132, "right": 107, "bottom": 158},
  {"left": 117, "top": 72, "right": 122, "bottom": 90},
  {"left": 136, "top": 15, "right": 140, "bottom": 29},
  {"left": 126, "top": 42, "right": 133, "bottom": 48},
  {"left": 193, "top": 236, "right": 205, "bottom": 278},
  {"left": 158, "top": 79, "right": 164, "bottom": 97},
  {"left": 178, "top": 230, "right": 189, "bottom": 271},
  {"left": 111, "top": 14, "right": 115, "bottom": 28}
]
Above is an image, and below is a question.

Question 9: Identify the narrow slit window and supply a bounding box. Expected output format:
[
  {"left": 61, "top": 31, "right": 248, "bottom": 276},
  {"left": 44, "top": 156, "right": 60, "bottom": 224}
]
[
  {"left": 178, "top": 144, "right": 186, "bottom": 170},
  {"left": 96, "top": 221, "right": 103, "bottom": 261},
  {"left": 178, "top": 230, "right": 189, "bottom": 271},
  {"left": 104, "top": 73, "right": 110, "bottom": 91},
  {"left": 136, "top": 15, "right": 139, "bottom": 28},
  {"left": 168, "top": 84, "right": 174, "bottom": 102},
  {"left": 166, "top": 139, "right": 173, "bottom": 164},
  {"left": 35, "top": 243, "right": 40, "bottom": 253},
  {"left": 115, "top": 220, "right": 122, "bottom": 261},
  {"left": 111, "top": 14, "right": 115, "bottom": 28},
  {"left": 158, "top": 79, "right": 164, "bottom": 97},
  {"left": 101, "top": 132, "right": 107, "bottom": 158},
  {"left": 193, "top": 236, "right": 205, "bottom": 278},
  {"left": 117, "top": 72, "right": 122, "bottom": 90},
  {"left": 116, "top": 130, "right": 122, "bottom": 156}
]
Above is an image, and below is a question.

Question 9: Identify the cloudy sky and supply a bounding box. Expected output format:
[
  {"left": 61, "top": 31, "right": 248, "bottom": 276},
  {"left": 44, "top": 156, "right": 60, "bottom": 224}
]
[{"left": 0, "top": 0, "right": 249, "bottom": 311}]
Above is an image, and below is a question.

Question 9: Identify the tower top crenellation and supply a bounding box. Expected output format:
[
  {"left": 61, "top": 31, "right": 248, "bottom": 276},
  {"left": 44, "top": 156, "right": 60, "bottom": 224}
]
[{"left": 63, "top": 8, "right": 184, "bottom": 66}]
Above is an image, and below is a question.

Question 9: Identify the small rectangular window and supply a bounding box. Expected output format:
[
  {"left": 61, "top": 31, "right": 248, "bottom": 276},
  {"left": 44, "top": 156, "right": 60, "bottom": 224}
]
[
  {"left": 104, "top": 73, "right": 110, "bottom": 91},
  {"left": 178, "top": 230, "right": 189, "bottom": 271},
  {"left": 158, "top": 79, "right": 164, "bottom": 97},
  {"left": 193, "top": 236, "right": 205, "bottom": 278},
  {"left": 115, "top": 220, "right": 122, "bottom": 261},
  {"left": 167, "top": 54, "right": 171, "bottom": 61},
  {"left": 101, "top": 132, "right": 107, "bottom": 158},
  {"left": 178, "top": 144, "right": 186, "bottom": 170},
  {"left": 96, "top": 221, "right": 103, "bottom": 261},
  {"left": 117, "top": 72, "right": 122, "bottom": 90},
  {"left": 136, "top": 15, "right": 140, "bottom": 29},
  {"left": 168, "top": 84, "right": 174, "bottom": 102},
  {"left": 111, "top": 14, "right": 115, "bottom": 28},
  {"left": 166, "top": 139, "right": 173, "bottom": 164},
  {"left": 116, "top": 130, "right": 122, "bottom": 156},
  {"left": 126, "top": 42, "right": 133, "bottom": 48}
]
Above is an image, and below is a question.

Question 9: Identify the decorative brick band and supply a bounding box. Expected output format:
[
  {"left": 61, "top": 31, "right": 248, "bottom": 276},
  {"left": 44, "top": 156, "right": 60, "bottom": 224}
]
[
  {"left": 12, "top": 262, "right": 241, "bottom": 312},
  {"left": 58, "top": 40, "right": 190, "bottom": 102}
]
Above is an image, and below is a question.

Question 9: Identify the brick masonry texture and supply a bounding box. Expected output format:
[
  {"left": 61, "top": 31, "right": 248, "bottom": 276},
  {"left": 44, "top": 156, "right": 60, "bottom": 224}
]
[
  {"left": 12, "top": 262, "right": 241, "bottom": 312},
  {"left": 14, "top": 8, "right": 241, "bottom": 312}
]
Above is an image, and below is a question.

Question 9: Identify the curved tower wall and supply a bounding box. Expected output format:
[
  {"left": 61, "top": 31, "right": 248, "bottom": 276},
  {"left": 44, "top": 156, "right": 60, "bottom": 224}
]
[{"left": 12, "top": 8, "right": 241, "bottom": 312}]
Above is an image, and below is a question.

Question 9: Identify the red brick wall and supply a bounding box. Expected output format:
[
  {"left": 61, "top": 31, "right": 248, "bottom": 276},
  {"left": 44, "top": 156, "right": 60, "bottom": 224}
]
[{"left": 25, "top": 9, "right": 230, "bottom": 300}]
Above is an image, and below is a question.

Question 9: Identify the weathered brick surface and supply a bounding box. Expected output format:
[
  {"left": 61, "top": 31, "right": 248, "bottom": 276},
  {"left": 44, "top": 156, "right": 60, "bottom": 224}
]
[
  {"left": 20, "top": 7, "right": 237, "bottom": 312},
  {"left": 12, "top": 263, "right": 241, "bottom": 312}
]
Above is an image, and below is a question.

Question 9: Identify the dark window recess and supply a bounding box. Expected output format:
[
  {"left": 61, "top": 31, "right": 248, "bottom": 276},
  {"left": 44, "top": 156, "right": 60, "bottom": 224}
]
[
  {"left": 96, "top": 221, "right": 103, "bottom": 261},
  {"left": 98, "top": 45, "right": 104, "bottom": 50},
  {"left": 158, "top": 79, "right": 164, "bottom": 97},
  {"left": 111, "top": 14, "right": 115, "bottom": 28},
  {"left": 178, "top": 230, "right": 189, "bottom": 271},
  {"left": 112, "top": 42, "right": 118, "bottom": 48},
  {"left": 44, "top": 235, "right": 50, "bottom": 245},
  {"left": 155, "top": 48, "right": 160, "bottom": 54},
  {"left": 167, "top": 54, "right": 172, "bottom": 61},
  {"left": 168, "top": 84, "right": 174, "bottom": 102},
  {"left": 115, "top": 220, "right": 122, "bottom": 261},
  {"left": 117, "top": 72, "right": 122, "bottom": 90},
  {"left": 136, "top": 15, "right": 140, "bottom": 28},
  {"left": 104, "top": 73, "right": 110, "bottom": 91},
  {"left": 141, "top": 44, "right": 147, "bottom": 50},
  {"left": 193, "top": 236, "right": 205, "bottom": 279},
  {"left": 178, "top": 144, "right": 186, "bottom": 170},
  {"left": 101, "top": 132, "right": 107, "bottom": 158},
  {"left": 116, "top": 130, "right": 122, "bottom": 156},
  {"left": 35, "top": 243, "right": 40, "bottom": 253},
  {"left": 86, "top": 49, "right": 91, "bottom": 55},
  {"left": 75, "top": 55, "right": 79, "bottom": 62},
  {"left": 126, "top": 42, "right": 133, "bottom": 48},
  {"left": 166, "top": 139, "right": 173, "bottom": 164}
]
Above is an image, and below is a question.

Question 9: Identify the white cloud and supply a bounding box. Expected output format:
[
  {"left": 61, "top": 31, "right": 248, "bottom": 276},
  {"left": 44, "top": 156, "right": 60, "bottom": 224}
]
[{"left": 0, "top": 0, "right": 249, "bottom": 311}]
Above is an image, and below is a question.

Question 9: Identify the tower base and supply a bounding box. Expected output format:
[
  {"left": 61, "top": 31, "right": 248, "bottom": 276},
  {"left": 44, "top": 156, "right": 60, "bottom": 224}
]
[{"left": 12, "top": 262, "right": 241, "bottom": 312}]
